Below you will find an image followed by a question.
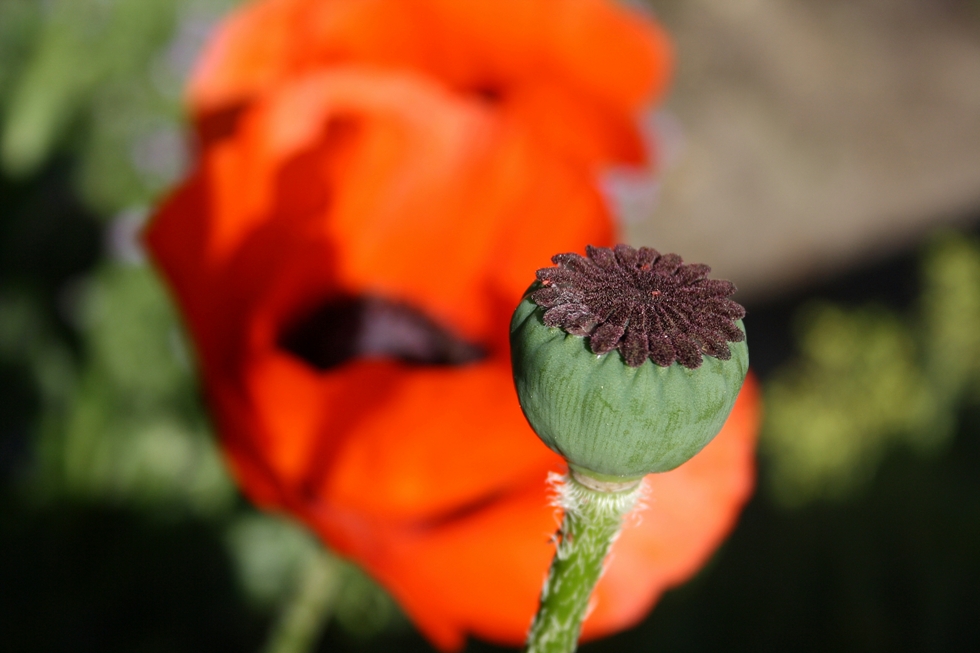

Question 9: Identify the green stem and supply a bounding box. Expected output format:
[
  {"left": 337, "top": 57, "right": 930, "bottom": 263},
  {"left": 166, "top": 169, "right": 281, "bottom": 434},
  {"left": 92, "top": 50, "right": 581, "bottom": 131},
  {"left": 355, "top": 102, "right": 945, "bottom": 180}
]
[
  {"left": 525, "top": 471, "right": 643, "bottom": 653},
  {"left": 263, "top": 548, "right": 342, "bottom": 653}
]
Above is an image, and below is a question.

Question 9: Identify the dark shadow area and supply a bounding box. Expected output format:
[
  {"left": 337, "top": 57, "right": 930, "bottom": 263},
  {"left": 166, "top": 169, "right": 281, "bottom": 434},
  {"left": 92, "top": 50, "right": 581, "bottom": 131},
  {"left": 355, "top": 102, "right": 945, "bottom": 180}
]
[
  {"left": 0, "top": 161, "right": 102, "bottom": 480},
  {"left": 0, "top": 496, "right": 267, "bottom": 653},
  {"left": 281, "top": 294, "right": 486, "bottom": 371},
  {"left": 0, "top": 159, "right": 103, "bottom": 337}
]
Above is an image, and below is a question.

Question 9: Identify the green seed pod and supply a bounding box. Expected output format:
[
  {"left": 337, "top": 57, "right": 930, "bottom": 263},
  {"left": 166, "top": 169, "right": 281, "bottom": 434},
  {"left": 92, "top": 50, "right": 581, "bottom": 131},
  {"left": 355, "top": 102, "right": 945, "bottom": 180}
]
[{"left": 510, "top": 244, "right": 749, "bottom": 480}]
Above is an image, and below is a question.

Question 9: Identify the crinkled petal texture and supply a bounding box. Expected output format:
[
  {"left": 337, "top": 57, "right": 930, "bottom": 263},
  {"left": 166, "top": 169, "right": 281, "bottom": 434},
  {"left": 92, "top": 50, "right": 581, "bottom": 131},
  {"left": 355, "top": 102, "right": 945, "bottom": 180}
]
[{"left": 147, "top": 0, "right": 757, "bottom": 650}]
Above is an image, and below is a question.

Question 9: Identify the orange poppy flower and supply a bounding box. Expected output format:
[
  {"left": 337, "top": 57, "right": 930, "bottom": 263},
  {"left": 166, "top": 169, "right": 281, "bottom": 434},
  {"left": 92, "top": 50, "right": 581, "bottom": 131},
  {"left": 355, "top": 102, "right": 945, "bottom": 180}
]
[{"left": 146, "top": 0, "right": 759, "bottom": 650}]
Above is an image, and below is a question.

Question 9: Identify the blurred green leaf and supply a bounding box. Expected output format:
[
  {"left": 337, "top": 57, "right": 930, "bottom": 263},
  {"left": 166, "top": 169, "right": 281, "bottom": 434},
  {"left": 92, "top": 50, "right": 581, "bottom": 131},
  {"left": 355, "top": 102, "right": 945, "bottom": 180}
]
[
  {"left": 225, "top": 513, "right": 400, "bottom": 641},
  {"left": 226, "top": 514, "right": 326, "bottom": 611},
  {"left": 919, "top": 231, "right": 980, "bottom": 402},
  {"left": 2, "top": 0, "right": 175, "bottom": 176},
  {"left": 763, "top": 303, "right": 941, "bottom": 505},
  {"left": 32, "top": 262, "right": 235, "bottom": 515},
  {"left": 0, "top": 0, "right": 42, "bottom": 112},
  {"left": 762, "top": 232, "right": 980, "bottom": 507},
  {"left": 1, "top": 0, "right": 242, "bottom": 212}
]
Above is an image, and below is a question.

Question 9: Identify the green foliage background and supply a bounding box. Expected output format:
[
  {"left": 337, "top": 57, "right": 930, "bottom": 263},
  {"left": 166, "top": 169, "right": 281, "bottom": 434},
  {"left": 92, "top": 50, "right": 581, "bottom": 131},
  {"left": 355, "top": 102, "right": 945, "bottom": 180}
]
[{"left": 1, "top": 1, "right": 979, "bottom": 652}]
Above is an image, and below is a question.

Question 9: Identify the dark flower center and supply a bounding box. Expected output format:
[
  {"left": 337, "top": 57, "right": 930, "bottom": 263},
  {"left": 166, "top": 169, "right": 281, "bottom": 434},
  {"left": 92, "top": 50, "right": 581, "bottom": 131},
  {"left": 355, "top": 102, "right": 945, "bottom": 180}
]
[
  {"left": 280, "top": 295, "right": 486, "bottom": 370},
  {"left": 530, "top": 244, "right": 746, "bottom": 369},
  {"left": 467, "top": 81, "right": 505, "bottom": 105}
]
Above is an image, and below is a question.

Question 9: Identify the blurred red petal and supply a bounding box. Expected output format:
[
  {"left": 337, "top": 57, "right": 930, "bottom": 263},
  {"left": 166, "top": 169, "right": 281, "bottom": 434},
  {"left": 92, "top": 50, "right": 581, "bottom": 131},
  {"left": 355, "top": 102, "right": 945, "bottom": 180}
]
[{"left": 189, "top": 0, "right": 671, "bottom": 167}]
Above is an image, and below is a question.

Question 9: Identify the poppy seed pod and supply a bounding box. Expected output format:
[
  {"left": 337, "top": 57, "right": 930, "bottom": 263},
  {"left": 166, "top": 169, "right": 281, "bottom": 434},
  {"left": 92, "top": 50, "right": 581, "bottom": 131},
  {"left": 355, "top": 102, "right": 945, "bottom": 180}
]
[{"left": 510, "top": 244, "right": 749, "bottom": 480}]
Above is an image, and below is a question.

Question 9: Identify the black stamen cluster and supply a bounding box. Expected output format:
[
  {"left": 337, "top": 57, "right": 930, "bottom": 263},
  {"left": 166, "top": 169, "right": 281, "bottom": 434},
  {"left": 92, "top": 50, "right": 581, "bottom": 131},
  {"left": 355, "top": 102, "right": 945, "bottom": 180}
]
[{"left": 530, "top": 244, "right": 746, "bottom": 369}]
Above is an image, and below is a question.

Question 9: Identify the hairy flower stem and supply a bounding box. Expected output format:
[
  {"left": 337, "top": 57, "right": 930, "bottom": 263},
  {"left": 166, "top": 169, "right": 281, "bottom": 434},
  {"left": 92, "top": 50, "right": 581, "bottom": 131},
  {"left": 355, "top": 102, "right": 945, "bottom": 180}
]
[{"left": 525, "top": 471, "right": 643, "bottom": 653}]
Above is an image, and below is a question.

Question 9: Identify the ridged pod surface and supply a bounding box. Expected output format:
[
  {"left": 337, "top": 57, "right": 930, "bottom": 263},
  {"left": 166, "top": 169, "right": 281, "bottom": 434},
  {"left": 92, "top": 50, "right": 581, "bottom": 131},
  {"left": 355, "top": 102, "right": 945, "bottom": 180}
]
[{"left": 510, "top": 295, "right": 748, "bottom": 479}]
